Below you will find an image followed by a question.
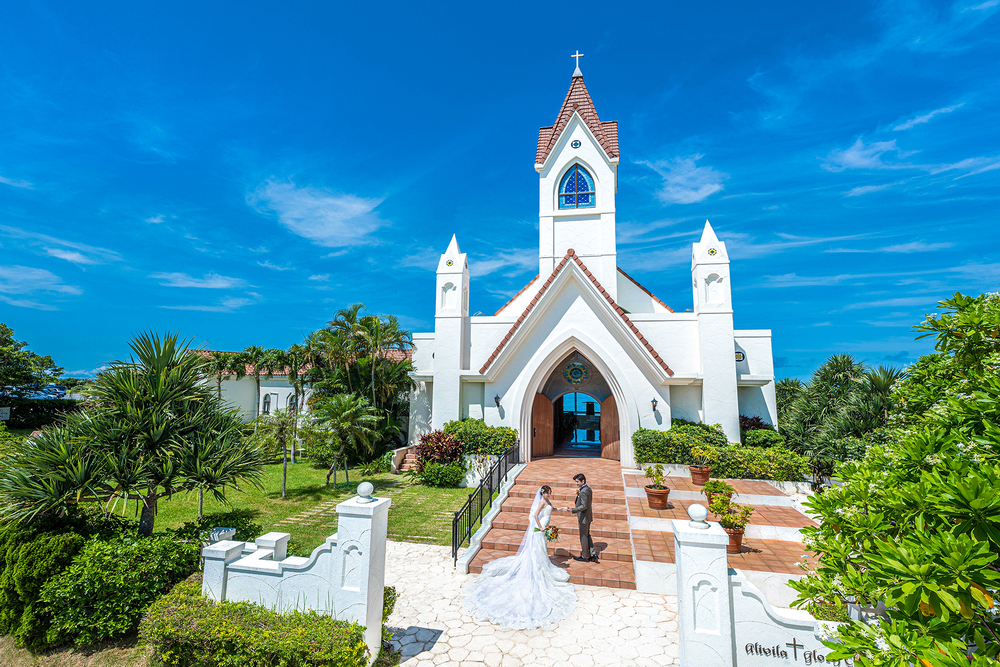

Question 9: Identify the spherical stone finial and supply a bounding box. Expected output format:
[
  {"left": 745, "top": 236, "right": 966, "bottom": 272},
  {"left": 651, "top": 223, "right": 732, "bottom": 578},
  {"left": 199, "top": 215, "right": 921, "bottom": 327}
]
[
  {"left": 357, "top": 482, "right": 374, "bottom": 502},
  {"left": 688, "top": 503, "right": 710, "bottom": 529}
]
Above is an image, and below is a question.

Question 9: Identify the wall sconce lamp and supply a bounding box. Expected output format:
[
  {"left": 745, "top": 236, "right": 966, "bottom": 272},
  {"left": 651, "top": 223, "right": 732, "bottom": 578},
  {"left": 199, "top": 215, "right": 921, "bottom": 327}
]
[
  {"left": 494, "top": 395, "right": 501, "bottom": 408},
  {"left": 651, "top": 397, "right": 658, "bottom": 412}
]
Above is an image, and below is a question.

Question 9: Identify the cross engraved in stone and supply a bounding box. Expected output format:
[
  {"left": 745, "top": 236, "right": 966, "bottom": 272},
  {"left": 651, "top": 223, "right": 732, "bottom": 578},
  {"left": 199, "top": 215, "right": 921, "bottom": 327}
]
[{"left": 786, "top": 638, "right": 804, "bottom": 660}]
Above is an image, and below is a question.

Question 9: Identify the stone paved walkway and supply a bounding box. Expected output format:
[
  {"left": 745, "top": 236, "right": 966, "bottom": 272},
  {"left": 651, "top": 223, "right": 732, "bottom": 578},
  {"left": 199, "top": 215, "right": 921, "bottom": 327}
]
[{"left": 384, "top": 541, "right": 679, "bottom": 667}]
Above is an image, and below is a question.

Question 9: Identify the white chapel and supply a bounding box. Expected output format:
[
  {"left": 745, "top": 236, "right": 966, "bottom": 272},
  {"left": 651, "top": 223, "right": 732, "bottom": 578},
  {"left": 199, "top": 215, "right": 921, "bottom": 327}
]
[{"left": 406, "top": 64, "right": 777, "bottom": 468}]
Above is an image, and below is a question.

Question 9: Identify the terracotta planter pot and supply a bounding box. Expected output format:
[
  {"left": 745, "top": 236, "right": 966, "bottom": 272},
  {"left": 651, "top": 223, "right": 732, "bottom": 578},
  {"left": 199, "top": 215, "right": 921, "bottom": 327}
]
[
  {"left": 644, "top": 486, "right": 671, "bottom": 510},
  {"left": 724, "top": 528, "right": 744, "bottom": 554},
  {"left": 689, "top": 465, "right": 712, "bottom": 486}
]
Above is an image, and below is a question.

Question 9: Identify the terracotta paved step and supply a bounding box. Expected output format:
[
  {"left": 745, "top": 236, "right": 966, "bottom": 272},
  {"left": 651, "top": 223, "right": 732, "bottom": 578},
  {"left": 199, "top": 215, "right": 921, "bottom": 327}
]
[
  {"left": 631, "top": 530, "right": 817, "bottom": 575},
  {"left": 508, "top": 485, "right": 626, "bottom": 506},
  {"left": 500, "top": 495, "right": 628, "bottom": 521},
  {"left": 480, "top": 528, "right": 633, "bottom": 562},
  {"left": 514, "top": 477, "right": 623, "bottom": 492},
  {"left": 626, "top": 497, "right": 816, "bottom": 529},
  {"left": 469, "top": 548, "right": 636, "bottom": 590},
  {"left": 622, "top": 473, "right": 787, "bottom": 497},
  {"left": 491, "top": 510, "right": 630, "bottom": 539}
]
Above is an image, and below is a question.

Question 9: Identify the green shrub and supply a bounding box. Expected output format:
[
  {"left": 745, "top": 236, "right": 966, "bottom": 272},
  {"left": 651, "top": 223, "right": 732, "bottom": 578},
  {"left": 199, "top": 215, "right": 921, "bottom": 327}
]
[
  {"left": 633, "top": 422, "right": 732, "bottom": 465},
  {"left": 1, "top": 398, "right": 81, "bottom": 429},
  {"left": 0, "top": 526, "right": 85, "bottom": 651},
  {"left": 443, "top": 419, "right": 518, "bottom": 457},
  {"left": 416, "top": 460, "right": 466, "bottom": 487},
  {"left": 171, "top": 510, "right": 263, "bottom": 543},
  {"left": 140, "top": 574, "right": 369, "bottom": 667},
  {"left": 40, "top": 534, "right": 200, "bottom": 647},
  {"left": 413, "top": 430, "right": 463, "bottom": 471},
  {"left": 744, "top": 429, "right": 786, "bottom": 448},
  {"left": 711, "top": 446, "right": 810, "bottom": 482}
]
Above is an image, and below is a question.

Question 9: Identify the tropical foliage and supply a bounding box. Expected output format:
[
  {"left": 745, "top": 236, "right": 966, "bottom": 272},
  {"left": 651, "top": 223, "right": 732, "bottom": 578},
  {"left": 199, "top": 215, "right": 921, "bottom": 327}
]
[
  {"left": 791, "top": 291, "right": 1000, "bottom": 666},
  {"left": 443, "top": 418, "right": 518, "bottom": 457},
  {"left": 309, "top": 393, "right": 379, "bottom": 485},
  {"left": 0, "top": 324, "right": 62, "bottom": 396},
  {"left": 0, "top": 332, "right": 265, "bottom": 536},
  {"left": 780, "top": 355, "right": 905, "bottom": 481}
]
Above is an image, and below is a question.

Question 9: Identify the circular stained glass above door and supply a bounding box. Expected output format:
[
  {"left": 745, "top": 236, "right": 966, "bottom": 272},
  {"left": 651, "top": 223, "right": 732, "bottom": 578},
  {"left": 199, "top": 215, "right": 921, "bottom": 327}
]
[{"left": 563, "top": 362, "right": 590, "bottom": 385}]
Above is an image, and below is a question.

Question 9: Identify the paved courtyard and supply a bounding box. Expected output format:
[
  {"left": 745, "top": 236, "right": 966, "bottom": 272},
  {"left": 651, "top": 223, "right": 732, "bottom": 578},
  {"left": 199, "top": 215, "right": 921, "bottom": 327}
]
[{"left": 384, "top": 540, "right": 679, "bottom": 667}]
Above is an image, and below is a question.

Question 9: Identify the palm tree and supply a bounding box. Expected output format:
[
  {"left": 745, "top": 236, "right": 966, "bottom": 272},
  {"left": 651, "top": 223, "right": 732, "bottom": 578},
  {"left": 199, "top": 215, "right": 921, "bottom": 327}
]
[
  {"left": 285, "top": 343, "right": 307, "bottom": 465},
  {"left": 249, "top": 408, "right": 298, "bottom": 498},
  {"left": 206, "top": 351, "right": 235, "bottom": 399},
  {"left": 311, "top": 393, "right": 378, "bottom": 486},
  {"left": 327, "top": 303, "right": 366, "bottom": 393},
  {"left": 241, "top": 346, "right": 267, "bottom": 419},
  {"left": 0, "top": 333, "right": 265, "bottom": 534}
]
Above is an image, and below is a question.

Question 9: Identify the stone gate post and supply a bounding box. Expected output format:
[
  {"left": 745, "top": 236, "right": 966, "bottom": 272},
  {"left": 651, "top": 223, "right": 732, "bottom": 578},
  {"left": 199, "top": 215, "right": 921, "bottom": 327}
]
[{"left": 673, "top": 504, "right": 735, "bottom": 667}]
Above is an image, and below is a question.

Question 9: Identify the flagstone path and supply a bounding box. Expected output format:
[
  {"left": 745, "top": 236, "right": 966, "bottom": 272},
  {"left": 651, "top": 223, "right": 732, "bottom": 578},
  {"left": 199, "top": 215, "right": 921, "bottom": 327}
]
[{"left": 384, "top": 540, "right": 679, "bottom": 667}]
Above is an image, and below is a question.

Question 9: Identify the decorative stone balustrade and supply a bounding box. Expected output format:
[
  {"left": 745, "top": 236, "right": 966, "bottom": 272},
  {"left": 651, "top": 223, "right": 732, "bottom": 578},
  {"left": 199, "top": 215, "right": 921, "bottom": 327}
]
[{"left": 202, "top": 484, "right": 391, "bottom": 662}]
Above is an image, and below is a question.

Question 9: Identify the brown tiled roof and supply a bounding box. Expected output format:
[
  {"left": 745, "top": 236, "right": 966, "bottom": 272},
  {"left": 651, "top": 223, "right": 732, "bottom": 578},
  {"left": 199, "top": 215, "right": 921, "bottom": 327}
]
[
  {"left": 494, "top": 275, "right": 539, "bottom": 316},
  {"left": 536, "top": 76, "right": 619, "bottom": 165},
  {"left": 479, "top": 250, "right": 674, "bottom": 376},
  {"left": 617, "top": 267, "right": 675, "bottom": 313}
]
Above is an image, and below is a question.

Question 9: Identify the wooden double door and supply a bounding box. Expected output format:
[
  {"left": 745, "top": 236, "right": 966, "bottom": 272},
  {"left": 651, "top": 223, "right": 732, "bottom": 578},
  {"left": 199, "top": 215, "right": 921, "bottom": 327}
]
[{"left": 530, "top": 392, "right": 619, "bottom": 460}]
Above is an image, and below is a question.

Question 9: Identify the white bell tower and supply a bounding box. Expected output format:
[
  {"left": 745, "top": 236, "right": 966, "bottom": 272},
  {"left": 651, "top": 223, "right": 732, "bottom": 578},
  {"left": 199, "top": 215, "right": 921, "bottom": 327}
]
[
  {"left": 432, "top": 235, "right": 469, "bottom": 428},
  {"left": 692, "top": 221, "right": 740, "bottom": 441}
]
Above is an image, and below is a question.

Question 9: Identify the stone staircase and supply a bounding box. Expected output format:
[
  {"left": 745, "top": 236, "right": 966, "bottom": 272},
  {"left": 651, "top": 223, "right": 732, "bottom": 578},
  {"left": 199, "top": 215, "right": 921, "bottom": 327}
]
[
  {"left": 398, "top": 449, "right": 420, "bottom": 473},
  {"left": 468, "top": 457, "right": 636, "bottom": 589}
]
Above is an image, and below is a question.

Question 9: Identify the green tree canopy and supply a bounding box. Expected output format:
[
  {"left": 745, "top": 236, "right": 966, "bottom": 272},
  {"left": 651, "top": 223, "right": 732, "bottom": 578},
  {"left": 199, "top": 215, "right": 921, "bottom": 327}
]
[{"left": 0, "top": 324, "right": 63, "bottom": 394}]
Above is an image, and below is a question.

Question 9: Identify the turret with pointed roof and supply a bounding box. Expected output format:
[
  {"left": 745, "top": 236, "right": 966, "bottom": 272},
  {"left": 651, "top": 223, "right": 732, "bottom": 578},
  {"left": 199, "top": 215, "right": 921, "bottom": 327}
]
[{"left": 535, "top": 73, "right": 619, "bottom": 167}]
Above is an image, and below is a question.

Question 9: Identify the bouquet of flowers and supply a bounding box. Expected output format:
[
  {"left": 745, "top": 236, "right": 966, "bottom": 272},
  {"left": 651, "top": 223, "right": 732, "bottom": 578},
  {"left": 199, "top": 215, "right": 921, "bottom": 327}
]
[{"left": 535, "top": 525, "right": 560, "bottom": 542}]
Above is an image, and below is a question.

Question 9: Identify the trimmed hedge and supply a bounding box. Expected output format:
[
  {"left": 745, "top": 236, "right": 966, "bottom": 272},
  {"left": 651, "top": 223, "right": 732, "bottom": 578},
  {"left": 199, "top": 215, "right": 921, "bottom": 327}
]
[
  {"left": 417, "top": 460, "right": 467, "bottom": 487},
  {"left": 140, "top": 574, "right": 370, "bottom": 667},
  {"left": 0, "top": 398, "right": 81, "bottom": 429},
  {"left": 744, "top": 429, "right": 786, "bottom": 448},
  {"left": 632, "top": 427, "right": 809, "bottom": 481},
  {"left": 413, "top": 431, "right": 463, "bottom": 471},
  {"left": 443, "top": 418, "right": 517, "bottom": 457},
  {"left": 710, "top": 446, "right": 809, "bottom": 482},
  {"left": 633, "top": 422, "right": 731, "bottom": 466},
  {"left": 40, "top": 534, "right": 200, "bottom": 647}
]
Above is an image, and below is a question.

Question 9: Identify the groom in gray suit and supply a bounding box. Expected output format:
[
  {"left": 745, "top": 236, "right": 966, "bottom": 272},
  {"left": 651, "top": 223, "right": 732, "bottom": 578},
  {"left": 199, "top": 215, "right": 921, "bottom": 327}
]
[{"left": 565, "top": 473, "right": 597, "bottom": 562}]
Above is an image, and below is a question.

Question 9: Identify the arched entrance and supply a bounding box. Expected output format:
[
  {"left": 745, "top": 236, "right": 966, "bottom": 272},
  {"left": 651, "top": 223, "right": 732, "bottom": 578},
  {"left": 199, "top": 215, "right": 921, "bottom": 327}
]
[{"left": 529, "top": 351, "right": 620, "bottom": 460}]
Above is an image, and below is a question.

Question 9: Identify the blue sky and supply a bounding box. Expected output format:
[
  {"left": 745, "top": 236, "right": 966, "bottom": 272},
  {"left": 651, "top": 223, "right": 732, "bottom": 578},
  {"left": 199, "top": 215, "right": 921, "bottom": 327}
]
[{"left": 1, "top": 1, "right": 998, "bottom": 380}]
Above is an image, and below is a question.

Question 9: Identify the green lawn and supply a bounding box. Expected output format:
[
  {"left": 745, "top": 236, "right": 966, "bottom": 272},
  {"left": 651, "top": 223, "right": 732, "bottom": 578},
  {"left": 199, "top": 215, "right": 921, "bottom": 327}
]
[{"left": 114, "top": 461, "right": 472, "bottom": 553}]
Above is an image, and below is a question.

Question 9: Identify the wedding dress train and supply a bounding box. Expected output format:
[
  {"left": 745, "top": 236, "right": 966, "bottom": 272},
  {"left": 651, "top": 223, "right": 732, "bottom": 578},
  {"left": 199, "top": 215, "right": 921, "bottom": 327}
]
[{"left": 463, "top": 491, "right": 577, "bottom": 629}]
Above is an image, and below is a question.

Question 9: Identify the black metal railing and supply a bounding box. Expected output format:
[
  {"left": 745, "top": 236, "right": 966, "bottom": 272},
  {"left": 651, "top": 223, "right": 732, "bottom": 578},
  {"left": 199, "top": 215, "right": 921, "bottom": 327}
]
[{"left": 451, "top": 443, "right": 520, "bottom": 565}]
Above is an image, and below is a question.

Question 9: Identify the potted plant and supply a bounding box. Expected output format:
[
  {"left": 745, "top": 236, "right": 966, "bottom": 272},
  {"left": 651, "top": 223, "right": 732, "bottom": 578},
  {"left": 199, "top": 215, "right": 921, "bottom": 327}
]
[
  {"left": 708, "top": 494, "right": 754, "bottom": 554},
  {"left": 701, "top": 479, "right": 736, "bottom": 506},
  {"left": 688, "top": 445, "right": 718, "bottom": 486},
  {"left": 643, "top": 463, "right": 671, "bottom": 510}
]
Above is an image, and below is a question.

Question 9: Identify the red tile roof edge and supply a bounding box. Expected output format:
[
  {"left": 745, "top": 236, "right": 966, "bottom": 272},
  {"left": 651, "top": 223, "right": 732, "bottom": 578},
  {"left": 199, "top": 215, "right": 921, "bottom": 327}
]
[
  {"left": 192, "top": 348, "right": 412, "bottom": 377},
  {"left": 478, "top": 250, "right": 674, "bottom": 376},
  {"left": 535, "top": 76, "right": 619, "bottom": 165},
  {"left": 616, "top": 267, "right": 675, "bottom": 313},
  {"left": 493, "top": 275, "right": 539, "bottom": 316}
]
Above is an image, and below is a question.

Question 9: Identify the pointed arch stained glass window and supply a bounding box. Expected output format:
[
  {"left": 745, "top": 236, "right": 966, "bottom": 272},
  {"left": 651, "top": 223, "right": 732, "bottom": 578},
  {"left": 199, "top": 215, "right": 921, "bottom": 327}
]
[{"left": 558, "top": 164, "right": 596, "bottom": 209}]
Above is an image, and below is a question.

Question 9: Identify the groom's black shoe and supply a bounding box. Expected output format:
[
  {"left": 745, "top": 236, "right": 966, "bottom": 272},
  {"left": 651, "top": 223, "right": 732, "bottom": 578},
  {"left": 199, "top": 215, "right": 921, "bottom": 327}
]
[
  {"left": 588, "top": 556, "right": 599, "bottom": 563},
  {"left": 573, "top": 556, "right": 589, "bottom": 562}
]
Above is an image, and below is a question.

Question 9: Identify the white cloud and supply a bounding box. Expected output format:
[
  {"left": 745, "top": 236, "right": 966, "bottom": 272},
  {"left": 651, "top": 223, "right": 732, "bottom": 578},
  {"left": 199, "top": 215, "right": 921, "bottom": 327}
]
[
  {"left": 161, "top": 297, "right": 257, "bottom": 313},
  {"left": 145, "top": 214, "right": 165, "bottom": 224},
  {"left": 0, "top": 265, "right": 82, "bottom": 309},
  {"left": 0, "top": 225, "right": 122, "bottom": 264},
  {"left": 257, "top": 260, "right": 292, "bottom": 271},
  {"left": 150, "top": 272, "right": 247, "bottom": 289},
  {"left": 0, "top": 175, "right": 33, "bottom": 189},
  {"left": 638, "top": 156, "right": 729, "bottom": 204},
  {"left": 248, "top": 179, "right": 386, "bottom": 248},
  {"left": 893, "top": 103, "right": 965, "bottom": 131},
  {"left": 843, "top": 296, "right": 942, "bottom": 311},
  {"left": 64, "top": 365, "right": 110, "bottom": 378},
  {"left": 846, "top": 183, "right": 898, "bottom": 196},
  {"left": 966, "top": 0, "right": 999, "bottom": 11},
  {"left": 470, "top": 249, "right": 537, "bottom": 278},
  {"left": 823, "top": 138, "right": 913, "bottom": 171},
  {"left": 308, "top": 274, "right": 331, "bottom": 281},
  {"left": 825, "top": 241, "right": 954, "bottom": 254}
]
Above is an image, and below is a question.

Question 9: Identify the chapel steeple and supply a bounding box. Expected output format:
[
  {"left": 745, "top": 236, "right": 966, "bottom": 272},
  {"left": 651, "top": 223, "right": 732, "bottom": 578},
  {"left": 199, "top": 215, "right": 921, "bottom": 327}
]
[{"left": 534, "top": 68, "right": 619, "bottom": 168}]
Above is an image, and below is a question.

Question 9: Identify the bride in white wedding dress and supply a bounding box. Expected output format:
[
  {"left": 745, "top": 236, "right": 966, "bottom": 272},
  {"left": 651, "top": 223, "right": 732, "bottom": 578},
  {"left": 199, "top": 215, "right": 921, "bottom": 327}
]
[{"left": 463, "top": 486, "right": 577, "bottom": 629}]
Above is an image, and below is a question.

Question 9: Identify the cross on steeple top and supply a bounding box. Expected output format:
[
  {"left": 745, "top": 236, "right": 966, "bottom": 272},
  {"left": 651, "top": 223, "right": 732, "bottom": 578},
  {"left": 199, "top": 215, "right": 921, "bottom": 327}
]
[{"left": 571, "top": 50, "right": 584, "bottom": 77}]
